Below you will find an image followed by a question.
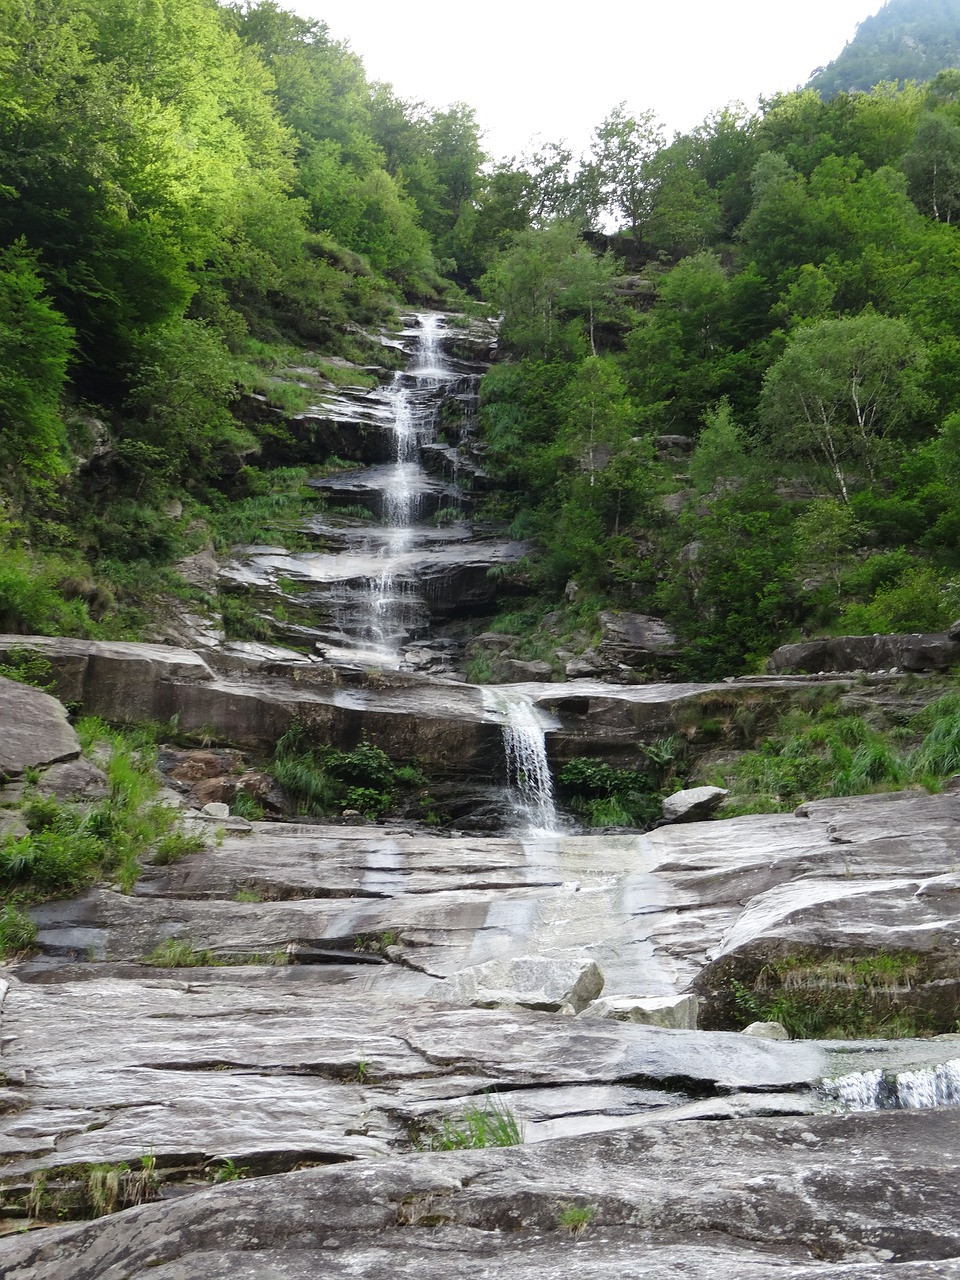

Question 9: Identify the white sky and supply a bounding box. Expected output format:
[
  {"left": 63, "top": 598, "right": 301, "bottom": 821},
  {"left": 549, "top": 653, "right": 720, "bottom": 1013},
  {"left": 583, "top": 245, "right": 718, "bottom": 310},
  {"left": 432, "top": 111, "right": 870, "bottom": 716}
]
[{"left": 291, "top": 0, "right": 883, "bottom": 161}]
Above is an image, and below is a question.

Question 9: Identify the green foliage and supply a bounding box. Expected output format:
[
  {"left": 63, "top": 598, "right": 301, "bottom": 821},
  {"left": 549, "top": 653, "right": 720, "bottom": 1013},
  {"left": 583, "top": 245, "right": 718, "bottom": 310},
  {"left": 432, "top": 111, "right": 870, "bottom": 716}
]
[
  {"left": 730, "top": 950, "right": 936, "bottom": 1039},
  {"left": 808, "top": 1, "right": 960, "bottom": 97},
  {"left": 210, "top": 1158, "right": 249, "bottom": 1183},
  {"left": 717, "top": 691, "right": 960, "bottom": 813},
  {"left": 759, "top": 313, "right": 930, "bottom": 503},
  {"left": 418, "top": 1098, "right": 524, "bottom": 1151},
  {"left": 557, "top": 1204, "right": 597, "bottom": 1235},
  {"left": 152, "top": 832, "right": 207, "bottom": 866},
  {"left": 142, "top": 938, "right": 215, "bottom": 968},
  {"left": 0, "top": 719, "right": 198, "bottom": 902},
  {"left": 270, "top": 726, "right": 419, "bottom": 821},
  {"left": 0, "top": 241, "right": 73, "bottom": 501},
  {"left": 231, "top": 790, "right": 265, "bottom": 821},
  {"left": 558, "top": 747, "right": 678, "bottom": 828},
  {"left": 0, "top": 646, "right": 54, "bottom": 689},
  {"left": 0, "top": 903, "right": 38, "bottom": 957}
]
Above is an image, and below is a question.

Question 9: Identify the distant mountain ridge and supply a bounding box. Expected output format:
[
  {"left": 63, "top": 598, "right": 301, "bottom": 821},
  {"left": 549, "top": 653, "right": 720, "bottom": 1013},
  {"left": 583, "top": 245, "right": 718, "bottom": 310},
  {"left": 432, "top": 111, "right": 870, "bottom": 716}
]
[{"left": 808, "top": 0, "right": 960, "bottom": 97}]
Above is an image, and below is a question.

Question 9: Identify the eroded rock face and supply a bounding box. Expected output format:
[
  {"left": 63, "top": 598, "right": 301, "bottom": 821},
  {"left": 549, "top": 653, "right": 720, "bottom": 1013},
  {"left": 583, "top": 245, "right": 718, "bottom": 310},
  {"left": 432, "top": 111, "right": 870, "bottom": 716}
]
[
  {"left": 2, "top": 1110, "right": 959, "bottom": 1279},
  {"left": 0, "top": 676, "right": 79, "bottom": 778},
  {"left": 597, "top": 610, "right": 681, "bottom": 671},
  {"left": 769, "top": 632, "right": 960, "bottom": 674}
]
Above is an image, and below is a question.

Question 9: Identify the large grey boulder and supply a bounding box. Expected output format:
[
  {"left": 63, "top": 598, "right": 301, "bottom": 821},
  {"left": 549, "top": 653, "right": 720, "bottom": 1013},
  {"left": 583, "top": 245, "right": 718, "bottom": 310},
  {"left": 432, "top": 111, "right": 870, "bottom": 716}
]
[
  {"left": 433, "top": 955, "right": 604, "bottom": 1013},
  {"left": 662, "top": 786, "right": 728, "bottom": 824},
  {"left": 0, "top": 676, "right": 79, "bottom": 778},
  {"left": 581, "top": 994, "right": 699, "bottom": 1029}
]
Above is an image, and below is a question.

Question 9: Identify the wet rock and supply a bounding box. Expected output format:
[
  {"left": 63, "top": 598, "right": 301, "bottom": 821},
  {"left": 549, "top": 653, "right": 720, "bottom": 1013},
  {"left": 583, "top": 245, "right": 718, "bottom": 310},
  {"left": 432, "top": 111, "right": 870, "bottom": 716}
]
[
  {"left": 743, "top": 1021, "right": 790, "bottom": 1041},
  {"left": 581, "top": 994, "right": 699, "bottom": 1029},
  {"left": 661, "top": 786, "right": 728, "bottom": 823},
  {"left": 0, "top": 676, "right": 80, "bottom": 778},
  {"left": 431, "top": 956, "right": 605, "bottom": 1013}
]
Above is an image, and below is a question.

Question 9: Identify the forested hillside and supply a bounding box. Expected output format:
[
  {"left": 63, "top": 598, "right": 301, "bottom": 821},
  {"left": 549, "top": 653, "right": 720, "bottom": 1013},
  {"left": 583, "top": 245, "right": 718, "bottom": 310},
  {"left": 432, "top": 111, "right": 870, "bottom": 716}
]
[
  {"left": 7, "top": 0, "right": 960, "bottom": 680},
  {"left": 475, "top": 76, "right": 960, "bottom": 676},
  {"left": 0, "top": 0, "right": 501, "bottom": 638},
  {"left": 809, "top": 0, "right": 960, "bottom": 97}
]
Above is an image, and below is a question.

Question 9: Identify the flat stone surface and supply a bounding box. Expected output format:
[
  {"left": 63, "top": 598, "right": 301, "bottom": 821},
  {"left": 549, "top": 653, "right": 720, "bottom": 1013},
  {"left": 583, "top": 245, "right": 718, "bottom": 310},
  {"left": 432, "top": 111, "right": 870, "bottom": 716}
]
[
  {"left": 0, "top": 975, "right": 829, "bottom": 1183},
  {"left": 2, "top": 1110, "right": 959, "bottom": 1278},
  {"left": 0, "top": 676, "right": 80, "bottom": 777}
]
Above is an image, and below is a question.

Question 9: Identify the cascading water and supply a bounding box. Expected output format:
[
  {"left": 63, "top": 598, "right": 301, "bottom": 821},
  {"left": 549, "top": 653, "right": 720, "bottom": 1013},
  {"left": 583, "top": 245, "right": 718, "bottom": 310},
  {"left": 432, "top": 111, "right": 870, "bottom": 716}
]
[
  {"left": 823, "top": 1058, "right": 960, "bottom": 1111},
  {"left": 482, "top": 688, "right": 562, "bottom": 834},
  {"left": 332, "top": 312, "right": 459, "bottom": 667}
]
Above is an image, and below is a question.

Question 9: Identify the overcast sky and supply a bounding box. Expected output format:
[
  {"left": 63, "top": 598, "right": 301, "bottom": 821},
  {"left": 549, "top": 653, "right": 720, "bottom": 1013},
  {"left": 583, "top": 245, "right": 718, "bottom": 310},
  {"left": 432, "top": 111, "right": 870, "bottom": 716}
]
[{"left": 290, "top": 1, "right": 883, "bottom": 161}]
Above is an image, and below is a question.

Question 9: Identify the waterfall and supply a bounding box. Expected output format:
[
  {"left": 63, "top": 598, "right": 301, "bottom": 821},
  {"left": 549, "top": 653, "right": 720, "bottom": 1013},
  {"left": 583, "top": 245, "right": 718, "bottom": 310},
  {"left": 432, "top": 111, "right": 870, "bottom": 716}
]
[
  {"left": 482, "top": 688, "right": 561, "bottom": 835},
  {"left": 342, "top": 313, "right": 453, "bottom": 666},
  {"left": 823, "top": 1058, "right": 960, "bottom": 1111}
]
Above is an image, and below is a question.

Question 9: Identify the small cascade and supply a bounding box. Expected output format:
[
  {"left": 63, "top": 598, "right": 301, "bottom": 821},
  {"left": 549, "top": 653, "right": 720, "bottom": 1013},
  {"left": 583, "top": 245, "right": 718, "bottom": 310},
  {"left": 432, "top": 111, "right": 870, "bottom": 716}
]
[
  {"left": 823, "top": 1058, "right": 960, "bottom": 1111},
  {"left": 482, "top": 688, "right": 562, "bottom": 834},
  {"left": 896, "top": 1059, "right": 960, "bottom": 1108}
]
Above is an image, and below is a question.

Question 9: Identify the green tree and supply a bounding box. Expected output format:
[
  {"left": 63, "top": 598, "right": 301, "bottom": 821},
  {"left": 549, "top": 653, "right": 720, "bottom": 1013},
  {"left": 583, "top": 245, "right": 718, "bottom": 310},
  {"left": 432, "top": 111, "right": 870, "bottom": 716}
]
[
  {"left": 480, "top": 225, "right": 615, "bottom": 359},
  {"left": 760, "top": 312, "right": 929, "bottom": 501},
  {"left": 0, "top": 241, "right": 74, "bottom": 495},
  {"left": 584, "top": 103, "right": 665, "bottom": 246},
  {"left": 904, "top": 113, "right": 960, "bottom": 222}
]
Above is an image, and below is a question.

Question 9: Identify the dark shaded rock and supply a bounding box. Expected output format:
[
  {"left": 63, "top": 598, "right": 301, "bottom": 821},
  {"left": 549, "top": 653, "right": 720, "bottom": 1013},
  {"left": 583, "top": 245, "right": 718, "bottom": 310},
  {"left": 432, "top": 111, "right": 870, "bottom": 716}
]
[
  {"left": 598, "top": 611, "right": 680, "bottom": 669},
  {"left": 35, "top": 758, "right": 108, "bottom": 801},
  {"left": 769, "top": 632, "right": 960, "bottom": 674},
  {"left": 0, "top": 676, "right": 79, "bottom": 778}
]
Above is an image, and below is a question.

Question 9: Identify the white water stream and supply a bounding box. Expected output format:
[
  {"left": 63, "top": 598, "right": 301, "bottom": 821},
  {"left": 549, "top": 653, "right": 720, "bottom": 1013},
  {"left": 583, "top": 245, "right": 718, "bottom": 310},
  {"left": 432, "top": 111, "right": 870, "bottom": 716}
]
[
  {"left": 482, "top": 687, "right": 562, "bottom": 835},
  {"left": 823, "top": 1058, "right": 960, "bottom": 1111},
  {"left": 339, "top": 312, "right": 458, "bottom": 666}
]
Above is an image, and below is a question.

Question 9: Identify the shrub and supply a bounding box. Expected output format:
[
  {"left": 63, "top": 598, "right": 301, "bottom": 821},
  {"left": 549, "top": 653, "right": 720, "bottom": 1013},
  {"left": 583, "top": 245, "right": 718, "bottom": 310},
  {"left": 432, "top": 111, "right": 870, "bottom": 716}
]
[{"left": 418, "top": 1098, "right": 524, "bottom": 1151}]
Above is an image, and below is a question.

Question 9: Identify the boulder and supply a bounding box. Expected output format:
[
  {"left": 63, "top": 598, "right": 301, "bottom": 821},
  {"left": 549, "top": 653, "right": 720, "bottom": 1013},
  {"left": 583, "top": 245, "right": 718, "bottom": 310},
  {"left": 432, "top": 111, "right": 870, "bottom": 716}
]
[
  {"left": 434, "top": 956, "right": 604, "bottom": 1013},
  {"left": 662, "top": 786, "right": 728, "bottom": 824},
  {"left": 35, "top": 758, "right": 108, "bottom": 801},
  {"left": 581, "top": 994, "right": 699, "bottom": 1030},
  {"left": 0, "top": 676, "right": 79, "bottom": 778},
  {"left": 742, "top": 1021, "right": 790, "bottom": 1041},
  {"left": 598, "top": 611, "right": 681, "bottom": 668}
]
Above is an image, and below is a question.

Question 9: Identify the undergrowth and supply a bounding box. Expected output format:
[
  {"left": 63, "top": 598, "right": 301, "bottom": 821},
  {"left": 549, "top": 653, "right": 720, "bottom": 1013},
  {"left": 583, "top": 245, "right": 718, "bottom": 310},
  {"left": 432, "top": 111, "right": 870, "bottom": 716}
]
[
  {"left": 714, "top": 691, "right": 960, "bottom": 813},
  {"left": 0, "top": 719, "right": 208, "bottom": 945},
  {"left": 270, "top": 725, "right": 426, "bottom": 821},
  {"left": 730, "top": 951, "right": 939, "bottom": 1039}
]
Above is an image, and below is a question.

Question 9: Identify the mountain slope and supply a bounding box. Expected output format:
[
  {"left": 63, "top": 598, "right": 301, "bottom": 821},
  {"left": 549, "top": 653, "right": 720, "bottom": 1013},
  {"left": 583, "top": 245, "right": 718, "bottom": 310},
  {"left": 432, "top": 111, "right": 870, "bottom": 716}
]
[{"left": 808, "top": 0, "right": 960, "bottom": 96}]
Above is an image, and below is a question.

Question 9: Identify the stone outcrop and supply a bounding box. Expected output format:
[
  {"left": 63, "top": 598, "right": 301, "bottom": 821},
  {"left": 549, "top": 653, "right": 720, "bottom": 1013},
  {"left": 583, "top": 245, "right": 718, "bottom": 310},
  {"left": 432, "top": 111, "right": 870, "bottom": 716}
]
[
  {"left": 769, "top": 631, "right": 960, "bottom": 674},
  {"left": 2, "top": 1110, "right": 959, "bottom": 1279},
  {"left": 0, "top": 675, "right": 79, "bottom": 778},
  {"left": 597, "top": 610, "right": 681, "bottom": 671},
  {"left": 432, "top": 956, "right": 605, "bottom": 1013},
  {"left": 0, "top": 633, "right": 868, "bottom": 777},
  {"left": 582, "top": 994, "right": 700, "bottom": 1029}
]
